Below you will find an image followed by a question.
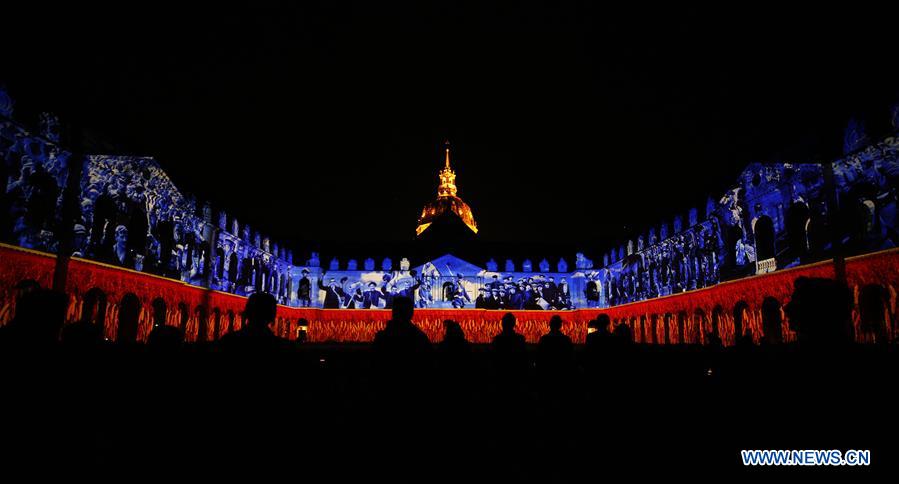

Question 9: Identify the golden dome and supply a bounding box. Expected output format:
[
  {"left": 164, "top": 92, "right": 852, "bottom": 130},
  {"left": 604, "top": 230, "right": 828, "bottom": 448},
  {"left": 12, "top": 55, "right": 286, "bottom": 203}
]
[{"left": 416, "top": 142, "right": 478, "bottom": 236}]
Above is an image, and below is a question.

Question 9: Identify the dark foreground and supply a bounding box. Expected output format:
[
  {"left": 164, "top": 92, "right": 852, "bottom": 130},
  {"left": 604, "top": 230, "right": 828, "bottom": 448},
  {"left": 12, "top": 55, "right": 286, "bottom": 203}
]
[{"left": 2, "top": 341, "right": 896, "bottom": 481}]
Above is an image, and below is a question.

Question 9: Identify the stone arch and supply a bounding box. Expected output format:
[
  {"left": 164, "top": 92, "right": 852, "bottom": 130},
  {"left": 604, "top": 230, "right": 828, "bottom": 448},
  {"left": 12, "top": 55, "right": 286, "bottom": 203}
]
[
  {"left": 14, "top": 278, "right": 41, "bottom": 294},
  {"left": 806, "top": 210, "right": 829, "bottom": 256},
  {"left": 212, "top": 308, "right": 222, "bottom": 340},
  {"left": 711, "top": 305, "right": 724, "bottom": 338},
  {"left": 677, "top": 311, "right": 688, "bottom": 344},
  {"left": 80, "top": 287, "right": 108, "bottom": 333},
  {"left": 724, "top": 225, "right": 744, "bottom": 270},
  {"left": 663, "top": 313, "right": 672, "bottom": 344},
  {"left": 184, "top": 232, "right": 197, "bottom": 270},
  {"left": 753, "top": 215, "right": 776, "bottom": 262},
  {"left": 178, "top": 302, "right": 190, "bottom": 331},
  {"left": 227, "top": 310, "right": 236, "bottom": 333},
  {"left": 692, "top": 308, "right": 706, "bottom": 344},
  {"left": 241, "top": 257, "right": 253, "bottom": 285},
  {"left": 858, "top": 284, "right": 890, "bottom": 343},
  {"left": 761, "top": 296, "right": 783, "bottom": 344},
  {"left": 151, "top": 297, "right": 167, "bottom": 328},
  {"left": 442, "top": 282, "right": 455, "bottom": 301},
  {"left": 281, "top": 317, "right": 291, "bottom": 338},
  {"left": 24, "top": 166, "right": 60, "bottom": 232},
  {"left": 256, "top": 259, "right": 267, "bottom": 292},
  {"left": 707, "top": 213, "right": 723, "bottom": 242},
  {"left": 195, "top": 306, "right": 208, "bottom": 343},
  {"left": 116, "top": 293, "right": 141, "bottom": 343},
  {"left": 733, "top": 300, "right": 750, "bottom": 341},
  {"left": 227, "top": 253, "right": 239, "bottom": 283},
  {"left": 90, "top": 193, "right": 116, "bottom": 251},
  {"left": 639, "top": 315, "right": 649, "bottom": 344},
  {"left": 844, "top": 182, "right": 880, "bottom": 244},
  {"left": 785, "top": 202, "right": 811, "bottom": 260},
  {"left": 215, "top": 247, "right": 225, "bottom": 279},
  {"left": 126, "top": 203, "right": 148, "bottom": 258}
]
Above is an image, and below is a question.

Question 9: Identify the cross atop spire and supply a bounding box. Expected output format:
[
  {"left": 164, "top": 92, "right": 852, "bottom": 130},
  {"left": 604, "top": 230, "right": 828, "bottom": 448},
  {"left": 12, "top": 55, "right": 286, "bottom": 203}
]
[{"left": 444, "top": 139, "right": 452, "bottom": 170}]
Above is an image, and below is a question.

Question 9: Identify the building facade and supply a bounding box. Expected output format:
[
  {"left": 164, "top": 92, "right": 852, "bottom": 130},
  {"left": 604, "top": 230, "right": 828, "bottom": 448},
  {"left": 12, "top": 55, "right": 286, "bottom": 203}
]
[{"left": 3, "top": 85, "right": 899, "bottom": 311}]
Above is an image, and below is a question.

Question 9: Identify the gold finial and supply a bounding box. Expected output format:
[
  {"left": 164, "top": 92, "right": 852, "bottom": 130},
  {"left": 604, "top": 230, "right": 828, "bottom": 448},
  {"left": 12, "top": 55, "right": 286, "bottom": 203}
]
[{"left": 444, "top": 139, "right": 451, "bottom": 170}]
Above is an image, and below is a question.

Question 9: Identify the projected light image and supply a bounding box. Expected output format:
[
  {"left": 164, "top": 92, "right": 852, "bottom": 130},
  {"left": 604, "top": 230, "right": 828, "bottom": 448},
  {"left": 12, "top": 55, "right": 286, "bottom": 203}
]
[
  {"left": 3, "top": 83, "right": 899, "bottom": 314},
  {"left": 3, "top": 5, "right": 899, "bottom": 479}
]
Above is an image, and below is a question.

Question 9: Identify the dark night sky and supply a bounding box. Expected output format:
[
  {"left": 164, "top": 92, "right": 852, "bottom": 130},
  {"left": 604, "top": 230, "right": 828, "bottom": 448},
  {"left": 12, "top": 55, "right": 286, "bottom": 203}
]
[{"left": 2, "top": 2, "right": 898, "bottom": 258}]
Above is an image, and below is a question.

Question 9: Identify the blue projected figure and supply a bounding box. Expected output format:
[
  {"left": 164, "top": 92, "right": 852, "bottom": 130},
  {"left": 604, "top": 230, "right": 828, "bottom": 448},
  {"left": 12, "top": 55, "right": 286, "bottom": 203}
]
[
  {"left": 451, "top": 274, "right": 471, "bottom": 308},
  {"left": 344, "top": 283, "right": 364, "bottom": 309},
  {"left": 362, "top": 281, "right": 383, "bottom": 309},
  {"left": 318, "top": 273, "right": 345, "bottom": 309},
  {"left": 297, "top": 269, "right": 312, "bottom": 307},
  {"left": 584, "top": 272, "right": 599, "bottom": 308},
  {"left": 417, "top": 280, "right": 433, "bottom": 308},
  {"left": 395, "top": 270, "right": 421, "bottom": 301}
]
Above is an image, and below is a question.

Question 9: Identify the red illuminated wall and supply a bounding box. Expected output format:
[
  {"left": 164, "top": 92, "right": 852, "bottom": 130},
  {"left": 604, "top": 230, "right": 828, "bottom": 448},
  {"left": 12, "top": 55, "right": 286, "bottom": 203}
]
[{"left": 1, "top": 243, "right": 897, "bottom": 344}]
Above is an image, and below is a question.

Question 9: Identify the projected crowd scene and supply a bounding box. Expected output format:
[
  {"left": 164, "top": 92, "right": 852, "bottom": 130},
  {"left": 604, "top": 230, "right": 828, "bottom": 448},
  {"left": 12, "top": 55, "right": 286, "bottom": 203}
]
[
  {"left": 3, "top": 85, "right": 899, "bottom": 311},
  {"left": 312, "top": 254, "right": 575, "bottom": 310}
]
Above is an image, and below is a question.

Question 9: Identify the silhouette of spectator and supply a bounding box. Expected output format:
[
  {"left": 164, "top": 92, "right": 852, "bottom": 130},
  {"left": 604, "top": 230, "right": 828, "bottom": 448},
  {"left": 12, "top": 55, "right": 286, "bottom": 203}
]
[
  {"left": 147, "top": 300, "right": 184, "bottom": 352},
  {"left": 0, "top": 288, "right": 66, "bottom": 349},
  {"left": 60, "top": 288, "right": 107, "bottom": 349},
  {"left": 372, "top": 296, "right": 432, "bottom": 370},
  {"left": 439, "top": 319, "right": 470, "bottom": 355},
  {"left": 761, "top": 296, "right": 783, "bottom": 345},
  {"left": 585, "top": 315, "right": 615, "bottom": 370},
  {"left": 61, "top": 317, "right": 105, "bottom": 349},
  {"left": 492, "top": 312, "right": 528, "bottom": 374},
  {"left": 536, "top": 315, "right": 573, "bottom": 372},
  {"left": 1, "top": 280, "right": 42, "bottom": 331},
  {"left": 585, "top": 314, "right": 614, "bottom": 350},
  {"left": 437, "top": 319, "right": 472, "bottom": 386},
  {"left": 704, "top": 330, "right": 723, "bottom": 349},
  {"left": 147, "top": 324, "right": 184, "bottom": 351},
  {"left": 858, "top": 284, "right": 890, "bottom": 344},
  {"left": 735, "top": 328, "right": 755, "bottom": 349},
  {"left": 116, "top": 293, "right": 142, "bottom": 343},
  {"left": 295, "top": 318, "right": 309, "bottom": 344},
  {"left": 785, "top": 277, "right": 854, "bottom": 349},
  {"left": 219, "top": 292, "right": 284, "bottom": 352},
  {"left": 370, "top": 296, "right": 433, "bottom": 416},
  {"left": 612, "top": 319, "right": 634, "bottom": 345},
  {"left": 13, "top": 278, "right": 41, "bottom": 304},
  {"left": 367, "top": 297, "right": 435, "bottom": 473}
]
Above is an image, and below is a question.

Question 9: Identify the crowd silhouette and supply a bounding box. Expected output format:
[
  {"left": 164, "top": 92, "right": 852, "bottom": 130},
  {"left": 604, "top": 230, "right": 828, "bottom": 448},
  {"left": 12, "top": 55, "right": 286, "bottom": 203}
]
[{"left": 1, "top": 278, "right": 897, "bottom": 479}]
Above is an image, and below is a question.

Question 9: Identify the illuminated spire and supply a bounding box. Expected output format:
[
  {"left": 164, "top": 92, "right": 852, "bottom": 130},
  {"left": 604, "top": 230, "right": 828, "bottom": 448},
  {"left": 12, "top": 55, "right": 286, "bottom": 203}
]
[
  {"left": 444, "top": 139, "right": 451, "bottom": 170},
  {"left": 437, "top": 140, "right": 457, "bottom": 197}
]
